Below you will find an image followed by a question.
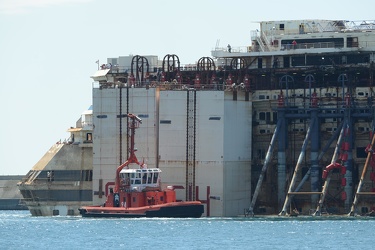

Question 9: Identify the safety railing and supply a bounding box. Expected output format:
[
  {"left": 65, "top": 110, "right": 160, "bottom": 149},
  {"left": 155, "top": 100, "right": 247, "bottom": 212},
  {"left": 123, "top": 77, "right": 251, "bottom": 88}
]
[{"left": 93, "top": 80, "right": 253, "bottom": 92}]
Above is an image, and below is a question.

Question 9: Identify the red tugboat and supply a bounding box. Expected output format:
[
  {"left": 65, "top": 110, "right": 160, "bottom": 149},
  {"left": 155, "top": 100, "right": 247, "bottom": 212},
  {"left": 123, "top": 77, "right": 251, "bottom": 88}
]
[{"left": 79, "top": 114, "right": 204, "bottom": 218}]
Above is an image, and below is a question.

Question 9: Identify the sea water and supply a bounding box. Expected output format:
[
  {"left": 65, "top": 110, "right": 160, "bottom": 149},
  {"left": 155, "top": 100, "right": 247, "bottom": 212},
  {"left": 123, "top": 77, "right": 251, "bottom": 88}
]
[{"left": 1, "top": 210, "right": 374, "bottom": 250}]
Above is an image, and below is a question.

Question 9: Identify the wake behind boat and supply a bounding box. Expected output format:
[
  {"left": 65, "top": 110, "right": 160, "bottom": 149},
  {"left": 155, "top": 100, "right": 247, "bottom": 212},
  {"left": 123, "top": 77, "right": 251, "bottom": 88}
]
[{"left": 79, "top": 114, "right": 204, "bottom": 218}]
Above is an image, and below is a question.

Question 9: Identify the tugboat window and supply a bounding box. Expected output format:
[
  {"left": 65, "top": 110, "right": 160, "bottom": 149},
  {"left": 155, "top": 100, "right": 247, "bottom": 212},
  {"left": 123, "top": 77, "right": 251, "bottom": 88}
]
[
  {"left": 148, "top": 173, "right": 153, "bottom": 184},
  {"left": 154, "top": 173, "right": 158, "bottom": 183},
  {"left": 142, "top": 174, "right": 147, "bottom": 184}
]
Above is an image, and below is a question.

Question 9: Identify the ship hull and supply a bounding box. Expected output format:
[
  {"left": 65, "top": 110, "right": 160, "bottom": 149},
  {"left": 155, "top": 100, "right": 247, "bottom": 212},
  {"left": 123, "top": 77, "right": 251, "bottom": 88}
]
[
  {"left": 26, "top": 202, "right": 92, "bottom": 216},
  {"left": 79, "top": 201, "right": 204, "bottom": 218}
]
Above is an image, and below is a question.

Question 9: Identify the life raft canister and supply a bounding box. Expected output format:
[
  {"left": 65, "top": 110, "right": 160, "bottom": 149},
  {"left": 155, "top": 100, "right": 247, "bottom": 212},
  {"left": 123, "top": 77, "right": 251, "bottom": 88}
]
[
  {"left": 341, "top": 177, "right": 347, "bottom": 186},
  {"left": 176, "top": 72, "right": 182, "bottom": 83},
  {"left": 129, "top": 74, "right": 135, "bottom": 85},
  {"left": 194, "top": 73, "right": 201, "bottom": 86},
  {"left": 226, "top": 73, "right": 233, "bottom": 85},
  {"left": 345, "top": 93, "right": 351, "bottom": 107},
  {"left": 244, "top": 74, "right": 250, "bottom": 88},
  {"left": 341, "top": 166, "right": 347, "bottom": 175},
  {"left": 211, "top": 74, "right": 216, "bottom": 84},
  {"left": 311, "top": 92, "right": 318, "bottom": 107},
  {"left": 341, "top": 191, "right": 347, "bottom": 200},
  {"left": 161, "top": 72, "right": 166, "bottom": 82},
  {"left": 278, "top": 91, "right": 284, "bottom": 107}
]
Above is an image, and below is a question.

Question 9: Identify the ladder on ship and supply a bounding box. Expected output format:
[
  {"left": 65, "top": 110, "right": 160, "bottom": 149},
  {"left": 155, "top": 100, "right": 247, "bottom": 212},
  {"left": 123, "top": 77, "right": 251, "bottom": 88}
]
[{"left": 186, "top": 89, "right": 197, "bottom": 201}]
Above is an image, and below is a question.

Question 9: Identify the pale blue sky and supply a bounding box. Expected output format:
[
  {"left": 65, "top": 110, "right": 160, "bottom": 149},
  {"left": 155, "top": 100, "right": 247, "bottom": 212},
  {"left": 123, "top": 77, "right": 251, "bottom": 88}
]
[{"left": 0, "top": 0, "right": 373, "bottom": 175}]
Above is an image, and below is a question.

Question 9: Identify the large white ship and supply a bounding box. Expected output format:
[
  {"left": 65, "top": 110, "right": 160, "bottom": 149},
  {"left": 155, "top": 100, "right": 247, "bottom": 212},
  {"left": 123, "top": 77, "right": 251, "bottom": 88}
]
[
  {"left": 18, "top": 108, "right": 93, "bottom": 216},
  {"left": 20, "top": 19, "right": 375, "bottom": 216}
]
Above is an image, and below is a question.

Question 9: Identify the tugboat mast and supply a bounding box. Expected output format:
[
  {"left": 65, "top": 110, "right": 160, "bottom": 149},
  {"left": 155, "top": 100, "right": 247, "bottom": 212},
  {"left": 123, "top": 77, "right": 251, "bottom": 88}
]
[{"left": 114, "top": 114, "right": 142, "bottom": 193}]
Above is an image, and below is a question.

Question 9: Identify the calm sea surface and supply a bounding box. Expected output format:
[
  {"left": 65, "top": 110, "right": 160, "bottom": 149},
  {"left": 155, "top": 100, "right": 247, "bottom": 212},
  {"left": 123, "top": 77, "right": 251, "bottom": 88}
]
[{"left": 1, "top": 210, "right": 375, "bottom": 249}]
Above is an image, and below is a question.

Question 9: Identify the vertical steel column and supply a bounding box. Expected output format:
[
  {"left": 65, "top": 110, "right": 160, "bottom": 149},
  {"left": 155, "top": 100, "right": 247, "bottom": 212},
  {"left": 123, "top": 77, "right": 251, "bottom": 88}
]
[
  {"left": 277, "top": 110, "right": 287, "bottom": 209},
  {"left": 310, "top": 112, "right": 320, "bottom": 206},
  {"left": 278, "top": 75, "right": 293, "bottom": 209},
  {"left": 344, "top": 121, "right": 353, "bottom": 212},
  {"left": 342, "top": 77, "right": 353, "bottom": 212},
  {"left": 307, "top": 73, "right": 318, "bottom": 205}
]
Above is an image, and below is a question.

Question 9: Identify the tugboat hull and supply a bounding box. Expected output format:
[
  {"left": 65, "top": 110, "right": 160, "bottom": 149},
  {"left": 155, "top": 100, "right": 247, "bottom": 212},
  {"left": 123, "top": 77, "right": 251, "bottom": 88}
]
[{"left": 79, "top": 201, "right": 204, "bottom": 218}]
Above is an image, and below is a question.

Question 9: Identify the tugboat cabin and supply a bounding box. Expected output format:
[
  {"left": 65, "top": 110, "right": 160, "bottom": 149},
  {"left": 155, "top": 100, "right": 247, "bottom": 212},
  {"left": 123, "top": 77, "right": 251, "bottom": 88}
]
[
  {"left": 105, "top": 168, "right": 177, "bottom": 208},
  {"left": 119, "top": 168, "right": 161, "bottom": 190}
]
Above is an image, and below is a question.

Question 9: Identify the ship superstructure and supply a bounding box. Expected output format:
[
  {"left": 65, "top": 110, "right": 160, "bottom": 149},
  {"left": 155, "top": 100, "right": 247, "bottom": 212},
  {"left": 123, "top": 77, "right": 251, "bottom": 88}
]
[
  {"left": 18, "top": 108, "right": 93, "bottom": 216},
  {"left": 0, "top": 175, "right": 27, "bottom": 210},
  {"left": 213, "top": 19, "right": 375, "bottom": 216}
]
